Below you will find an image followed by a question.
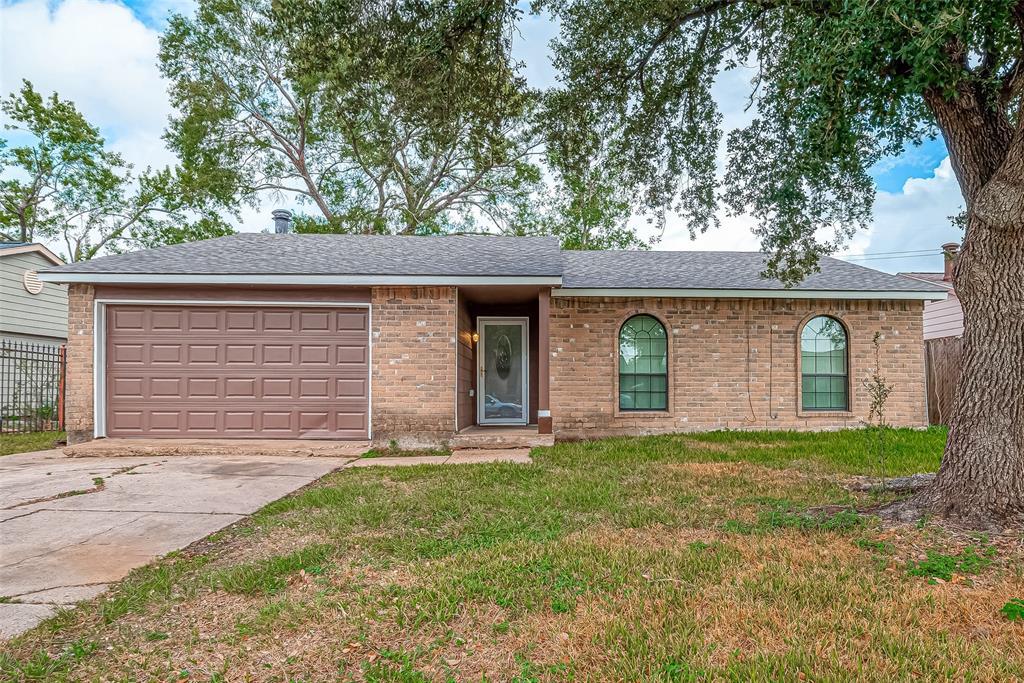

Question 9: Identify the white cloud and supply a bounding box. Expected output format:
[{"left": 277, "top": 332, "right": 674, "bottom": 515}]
[
  {"left": 0, "top": 0, "right": 170, "bottom": 168},
  {"left": 851, "top": 156, "right": 964, "bottom": 273}
]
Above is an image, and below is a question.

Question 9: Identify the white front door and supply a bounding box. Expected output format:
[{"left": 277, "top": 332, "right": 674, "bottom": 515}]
[{"left": 477, "top": 317, "right": 529, "bottom": 425}]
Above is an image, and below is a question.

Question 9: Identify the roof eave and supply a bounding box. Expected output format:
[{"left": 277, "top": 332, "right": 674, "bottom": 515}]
[
  {"left": 552, "top": 287, "right": 948, "bottom": 301},
  {"left": 35, "top": 272, "right": 563, "bottom": 286}
]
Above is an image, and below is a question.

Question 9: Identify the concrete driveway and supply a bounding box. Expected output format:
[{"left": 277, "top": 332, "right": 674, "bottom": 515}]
[{"left": 0, "top": 449, "right": 350, "bottom": 639}]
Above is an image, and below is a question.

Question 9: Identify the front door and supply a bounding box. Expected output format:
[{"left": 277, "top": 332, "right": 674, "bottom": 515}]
[{"left": 477, "top": 317, "right": 529, "bottom": 424}]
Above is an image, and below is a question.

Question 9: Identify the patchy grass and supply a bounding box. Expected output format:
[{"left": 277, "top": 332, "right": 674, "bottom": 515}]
[
  {"left": 4, "top": 426, "right": 1024, "bottom": 681},
  {"left": 0, "top": 430, "right": 65, "bottom": 456}
]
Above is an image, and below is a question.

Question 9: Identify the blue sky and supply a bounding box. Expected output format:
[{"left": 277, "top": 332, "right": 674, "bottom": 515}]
[{"left": 1, "top": 0, "right": 966, "bottom": 272}]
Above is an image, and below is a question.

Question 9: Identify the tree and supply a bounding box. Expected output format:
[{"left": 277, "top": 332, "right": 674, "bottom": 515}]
[
  {"left": 160, "top": 0, "right": 543, "bottom": 235},
  {"left": 540, "top": 1, "right": 1024, "bottom": 528},
  {"left": 0, "top": 81, "right": 232, "bottom": 261}
]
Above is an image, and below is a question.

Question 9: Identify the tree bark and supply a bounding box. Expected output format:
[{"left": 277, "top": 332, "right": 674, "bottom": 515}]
[
  {"left": 890, "top": 88, "right": 1024, "bottom": 529},
  {"left": 909, "top": 212, "right": 1024, "bottom": 528}
]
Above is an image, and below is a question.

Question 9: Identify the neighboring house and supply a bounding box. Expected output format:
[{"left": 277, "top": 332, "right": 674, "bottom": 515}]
[
  {"left": 900, "top": 242, "right": 963, "bottom": 341},
  {"left": 0, "top": 243, "right": 68, "bottom": 345},
  {"left": 38, "top": 222, "right": 947, "bottom": 445},
  {"left": 1, "top": 243, "right": 68, "bottom": 431},
  {"left": 900, "top": 242, "right": 963, "bottom": 424}
]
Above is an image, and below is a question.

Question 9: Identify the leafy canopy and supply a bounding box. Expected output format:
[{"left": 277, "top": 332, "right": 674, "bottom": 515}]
[
  {"left": 540, "top": 0, "right": 1024, "bottom": 280},
  {"left": 0, "top": 81, "right": 232, "bottom": 261},
  {"left": 162, "top": 0, "right": 545, "bottom": 235}
]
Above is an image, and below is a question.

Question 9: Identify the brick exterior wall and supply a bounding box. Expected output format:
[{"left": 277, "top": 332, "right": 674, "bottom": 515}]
[
  {"left": 370, "top": 286, "right": 457, "bottom": 446},
  {"left": 65, "top": 284, "right": 95, "bottom": 444},
  {"left": 61, "top": 284, "right": 928, "bottom": 446},
  {"left": 549, "top": 296, "right": 927, "bottom": 439}
]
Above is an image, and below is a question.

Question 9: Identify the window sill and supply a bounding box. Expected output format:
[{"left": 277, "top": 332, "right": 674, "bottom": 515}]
[
  {"left": 614, "top": 410, "right": 673, "bottom": 418},
  {"left": 797, "top": 410, "right": 855, "bottom": 419}
]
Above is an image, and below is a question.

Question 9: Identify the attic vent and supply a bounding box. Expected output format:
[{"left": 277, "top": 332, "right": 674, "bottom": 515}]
[{"left": 23, "top": 269, "right": 43, "bottom": 295}]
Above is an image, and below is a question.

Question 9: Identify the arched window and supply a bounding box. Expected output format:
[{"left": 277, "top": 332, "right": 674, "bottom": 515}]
[
  {"left": 800, "top": 316, "right": 849, "bottom": 411},
  {"left": 619, "top": 315, "right": 668, "bottom": 411}
]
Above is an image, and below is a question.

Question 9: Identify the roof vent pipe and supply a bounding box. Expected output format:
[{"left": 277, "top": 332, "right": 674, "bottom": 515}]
[
  {"left": 272, "top": 209, "right": 293, "bottom": 234},
  {"left": 941, "top": 242, "right": 959, "bottom": 281}
]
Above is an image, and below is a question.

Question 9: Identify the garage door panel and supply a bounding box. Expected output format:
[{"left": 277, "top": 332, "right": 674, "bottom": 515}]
[{"left": 106, "top": 305, "right": 369, "bottom": 439}]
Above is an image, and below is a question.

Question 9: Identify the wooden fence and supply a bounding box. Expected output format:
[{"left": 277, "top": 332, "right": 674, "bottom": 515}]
[{"left": 924, "top": 336, "right": 962, "bottom": 426}]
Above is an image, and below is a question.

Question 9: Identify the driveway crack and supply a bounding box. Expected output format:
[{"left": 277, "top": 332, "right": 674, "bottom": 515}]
[
  {"left": 1, "top": 463, "right": 152, "bottom": 510},
  {"left": 0, "top": 512, "right": 148, "bottom": 570}
]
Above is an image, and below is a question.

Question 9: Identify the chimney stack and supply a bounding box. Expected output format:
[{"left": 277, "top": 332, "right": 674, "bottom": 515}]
[
  {"left": 272, "top": 209, "right": 292, "bottom": 234},
  {"left": 941, "top": 242, "right": 959, "bottom": 281}
]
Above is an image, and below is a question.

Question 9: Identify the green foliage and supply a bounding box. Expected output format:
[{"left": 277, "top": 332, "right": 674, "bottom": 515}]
[
  {"left": 538, "top": 0, "right": 1023, "bottom": 281},
  {"left": 161, "top": 0, "right": 545, "bottom": 236},
  {"left": 0, "top": 81, "right": 232, "bottom": 260},
  {"left": 1001, "top": 598, "right": 1024, "bottom": 621},
  {"left": 906, "top": 545, "right": 997, "bottom": 582}
]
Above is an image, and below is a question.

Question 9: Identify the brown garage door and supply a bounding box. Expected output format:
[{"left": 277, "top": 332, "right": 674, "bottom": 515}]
[{"left": 105, "top": 305, "right": 369, "bottom": 439}]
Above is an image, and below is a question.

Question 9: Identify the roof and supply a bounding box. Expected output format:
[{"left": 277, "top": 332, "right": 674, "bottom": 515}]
[
  {"left": 898, "top": 272, "right": 954, "bottom": 289},
  {"left": 0, "top": 242, "right": 64, "bottom": 266},
  {"left": 38, "top": 233, "right": 562, "bottom": 282},
  {"left": 37, "top": 233, "right": 947, "bottom": 299},
  {"left": 563, "top": 250, "right": 945, "bottom": 293}
]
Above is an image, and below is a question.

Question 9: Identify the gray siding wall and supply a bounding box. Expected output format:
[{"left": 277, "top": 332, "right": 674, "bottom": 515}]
[
  {"left": 0, "top": 252, "right": 68, "bottom": 341},
  {"left": 923, "top": 296, "right": 964, "bottom": 340}
]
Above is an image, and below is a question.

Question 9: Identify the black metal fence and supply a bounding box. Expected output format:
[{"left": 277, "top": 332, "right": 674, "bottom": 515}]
[{"left": 1, "top": 340, "right": 66, "bottom": 434}]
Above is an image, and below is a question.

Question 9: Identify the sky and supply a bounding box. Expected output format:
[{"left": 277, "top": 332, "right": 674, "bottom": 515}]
[{"left": 0, "top": 0, "right": 967, "bottom": 273}]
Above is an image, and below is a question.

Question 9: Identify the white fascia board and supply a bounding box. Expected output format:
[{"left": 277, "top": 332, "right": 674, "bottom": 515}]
[
  {"left": 551, "top": 287, "right": 948, "bottom": 301},
  {"left": 0, "top": 243, "right": 65, "bottom": 265},
  {"left": 36, "top": 272, "right": 563, "bottom": 286}
]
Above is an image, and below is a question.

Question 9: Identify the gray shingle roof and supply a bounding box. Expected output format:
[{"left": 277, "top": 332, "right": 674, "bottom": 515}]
[
  {"left": 42, "top": 233, "right": 564, "bottom": 277},
  {"left": 561, "top": 250, "right": 946, "bottom": 292},
  {"left": 39, "top": 233, "right": 945, "bottom": 293}
]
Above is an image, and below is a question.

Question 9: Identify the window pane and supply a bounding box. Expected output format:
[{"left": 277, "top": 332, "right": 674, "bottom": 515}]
[
  {"left": 619, "top": 315, "right": 669, "bottom": 411},
  {"left": 800, "top": 316, "right": 848, "bottom": 411},
  {"left": 803, "top": 392, "right": 817, "bottom": 410}
]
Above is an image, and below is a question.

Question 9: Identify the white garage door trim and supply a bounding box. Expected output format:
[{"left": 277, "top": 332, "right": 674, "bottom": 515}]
[{"left": 93, "top": 299, "right": 372, "bottom": 440}]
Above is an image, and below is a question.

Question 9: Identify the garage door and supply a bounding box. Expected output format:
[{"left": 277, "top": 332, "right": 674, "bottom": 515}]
[{"left": 105, "top": 305, "right": 369, "bottom": 439}]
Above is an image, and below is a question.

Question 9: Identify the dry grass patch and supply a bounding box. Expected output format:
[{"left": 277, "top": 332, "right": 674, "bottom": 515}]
[{"left": 7, "top": 426, "right": 1024, "bottom": 681}]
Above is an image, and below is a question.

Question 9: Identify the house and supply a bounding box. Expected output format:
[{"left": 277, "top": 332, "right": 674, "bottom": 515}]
[
  {"left": 37, "top": 222, "right": 948, "bottom": 446},
  {"left": 900, "top": 242, "right": 964, "bottom": 424},
  {"left": 899, "top": 242, "right": 963, "bottom": 341},
  {"left": 1, "top": 242, "right": 68, "bottom": 346}
]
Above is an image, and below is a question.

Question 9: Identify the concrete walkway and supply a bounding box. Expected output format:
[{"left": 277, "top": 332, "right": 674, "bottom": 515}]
[
  {"left": 0, "top": 449, "right": 351, "bottom": 639},
  {"left": 346, "top": 448, "right": 532, "bottom": 468}
]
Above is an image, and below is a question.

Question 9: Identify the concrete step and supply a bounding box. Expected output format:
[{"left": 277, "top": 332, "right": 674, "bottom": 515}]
[
  {"left": 63, "top": 438, "right": 370, "bottom": 458},
  {"left": 450, "top": 430, "right": 554, "bottom": 451}
]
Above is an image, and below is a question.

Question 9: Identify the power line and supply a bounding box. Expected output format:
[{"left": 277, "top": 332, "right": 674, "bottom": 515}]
[{"left": 836, "top": 248, "right": 943, "bottom": 257}]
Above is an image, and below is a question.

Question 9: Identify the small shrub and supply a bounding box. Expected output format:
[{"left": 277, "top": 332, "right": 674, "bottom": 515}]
[{"left": 1000, "top": 598, "right": 1024, "bottom": 622}]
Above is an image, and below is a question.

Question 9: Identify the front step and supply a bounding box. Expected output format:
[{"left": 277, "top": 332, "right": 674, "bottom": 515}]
[{"left": 450, "top": 429, "right": 554, "bottom": 451}]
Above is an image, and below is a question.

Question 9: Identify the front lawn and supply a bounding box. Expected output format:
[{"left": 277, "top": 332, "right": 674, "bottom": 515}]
[
  {"left": 0, "top": 430, "right": 65, "bottom": 457},
  {"left": 4, "top": 427, "right": 1023, "bottom": 681}
]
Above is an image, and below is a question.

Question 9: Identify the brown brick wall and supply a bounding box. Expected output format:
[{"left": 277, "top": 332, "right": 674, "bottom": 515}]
[
  {"left": 65, "top": 284, "right": 95, "bottom": 444},
  {"left": 549, "top": 296, "right": 927, "bottom": 438},
  {"left": 370, "top": 286, "right": 457, "bottom": 446}
]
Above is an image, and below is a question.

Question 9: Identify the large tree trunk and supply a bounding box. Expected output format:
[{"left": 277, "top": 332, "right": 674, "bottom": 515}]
[{"left": 906, "top": 200, "right": 1024, "bottom": 529}]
